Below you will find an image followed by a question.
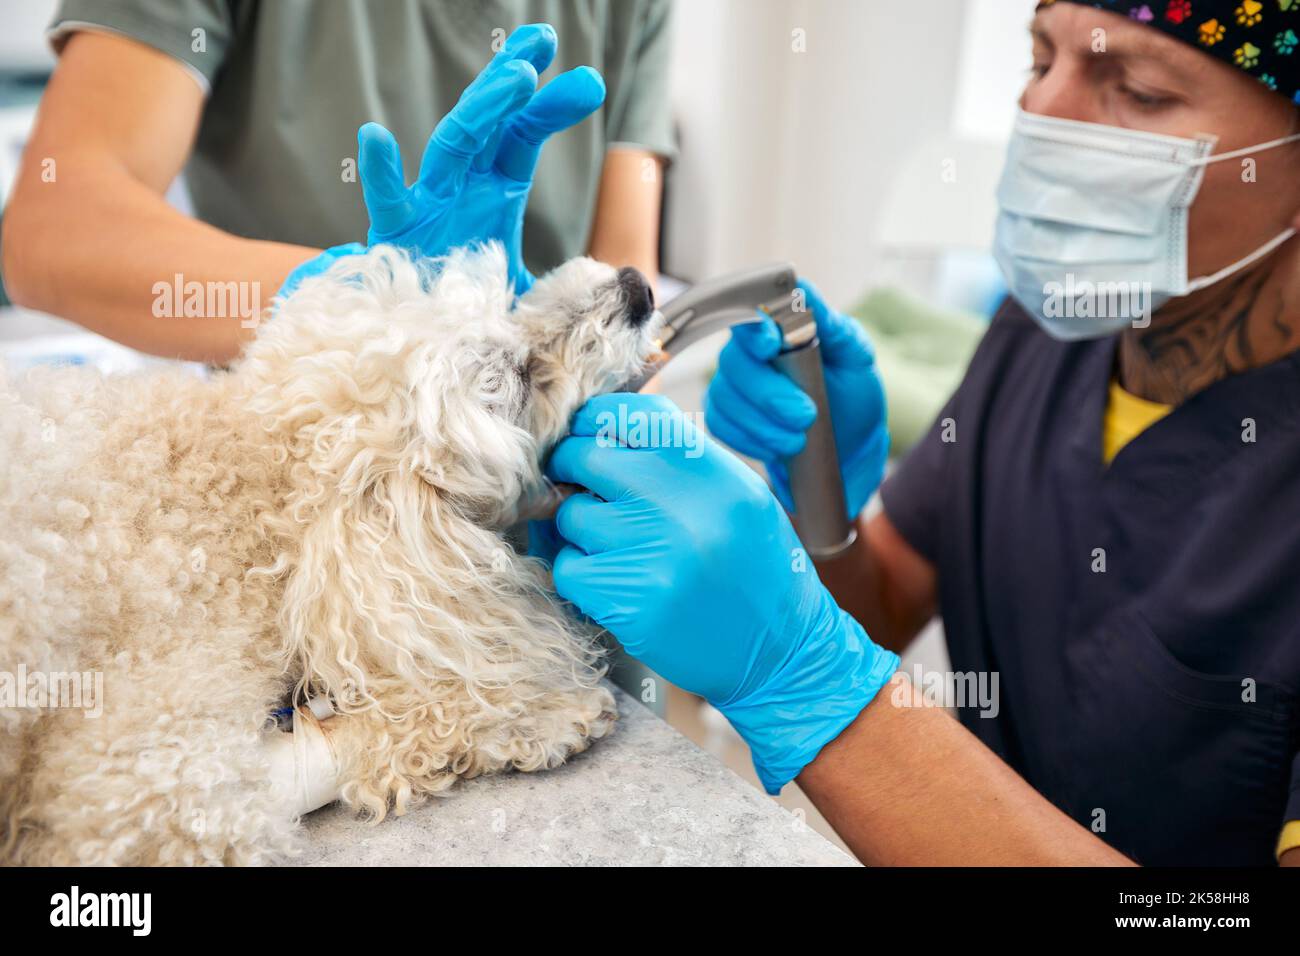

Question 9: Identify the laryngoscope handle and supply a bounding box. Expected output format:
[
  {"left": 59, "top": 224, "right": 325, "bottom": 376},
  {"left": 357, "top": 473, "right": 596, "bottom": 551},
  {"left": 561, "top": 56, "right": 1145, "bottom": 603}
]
[{"left": 771, "top": 328, "right": 856, "bottom": 560}]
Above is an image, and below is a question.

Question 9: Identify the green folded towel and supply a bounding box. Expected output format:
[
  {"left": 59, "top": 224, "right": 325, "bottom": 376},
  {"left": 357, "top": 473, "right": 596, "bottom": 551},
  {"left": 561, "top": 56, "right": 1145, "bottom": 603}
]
[{"left": 845, "top": 287, "right": 987, "bottom": 456}]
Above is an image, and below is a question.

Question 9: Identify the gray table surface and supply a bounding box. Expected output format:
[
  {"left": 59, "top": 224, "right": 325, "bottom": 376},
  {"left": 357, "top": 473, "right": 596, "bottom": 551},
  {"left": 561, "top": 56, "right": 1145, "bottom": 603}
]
[{"left": 294, "top": 686, "right": 857, "bottom": 866}]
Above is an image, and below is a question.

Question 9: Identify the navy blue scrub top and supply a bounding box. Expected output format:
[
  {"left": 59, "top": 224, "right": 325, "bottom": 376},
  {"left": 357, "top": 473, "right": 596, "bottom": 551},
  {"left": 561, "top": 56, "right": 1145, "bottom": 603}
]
[{"left": 879, "top": 298, "right": 1300, "bottom": 866}]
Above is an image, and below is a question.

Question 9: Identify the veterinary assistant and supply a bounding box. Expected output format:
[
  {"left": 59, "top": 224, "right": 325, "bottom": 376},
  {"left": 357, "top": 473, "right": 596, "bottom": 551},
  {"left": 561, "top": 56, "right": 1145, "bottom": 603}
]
[
  {"left": 1, "top": 0, "right": 674, "bottom": 363},
  {"left": 546, "top": 0, "right": 1300, "bottom": 866}
]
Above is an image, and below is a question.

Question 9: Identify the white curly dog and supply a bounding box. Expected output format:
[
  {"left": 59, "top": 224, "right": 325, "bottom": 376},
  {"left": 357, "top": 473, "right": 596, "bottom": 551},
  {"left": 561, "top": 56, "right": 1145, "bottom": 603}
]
[{"left": 0, "top": 244, "right": 661, "bottom": 864}]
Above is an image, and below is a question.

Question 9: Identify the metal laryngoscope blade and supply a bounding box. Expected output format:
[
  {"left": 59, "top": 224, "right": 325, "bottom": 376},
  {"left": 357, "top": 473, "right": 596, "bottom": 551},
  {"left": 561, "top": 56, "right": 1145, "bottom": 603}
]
[{"left": 625, "top": 264, "right": 855, "bottom": 559}]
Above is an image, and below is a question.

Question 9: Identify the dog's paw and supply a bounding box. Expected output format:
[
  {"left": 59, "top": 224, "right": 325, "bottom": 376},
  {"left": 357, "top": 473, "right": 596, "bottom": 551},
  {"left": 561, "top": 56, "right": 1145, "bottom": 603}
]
[
  {"left": 501, "top": 684, "right": 618, "bottom": 772},
  {"left": 579, "top": 687, "right": 618, "bottom": 743}
]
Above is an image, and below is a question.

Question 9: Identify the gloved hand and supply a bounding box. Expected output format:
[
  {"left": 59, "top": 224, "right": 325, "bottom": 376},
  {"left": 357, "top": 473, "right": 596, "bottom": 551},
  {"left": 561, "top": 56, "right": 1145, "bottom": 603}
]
[
  {"left": 357, "top": 23, "right": 605, "bottom": 294},
  {"left": 276, "top": 242, "right": 367, "bottom": 302},
  {"left": 527, "top": 516, "right": 565, "bottom": 565},
  {"left": 548, "top": 393, "right": 900, "bottom": 794},
  {"left": 705, "top": 279, "right": 889, "bottom": 521}
]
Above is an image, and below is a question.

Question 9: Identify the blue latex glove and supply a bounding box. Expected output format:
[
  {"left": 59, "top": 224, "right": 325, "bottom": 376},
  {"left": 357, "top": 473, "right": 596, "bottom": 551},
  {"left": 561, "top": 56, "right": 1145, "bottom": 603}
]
[
  {"left": 275, "top": 242, "right": 367, "bottom": 302},
  {"left": 547, "top": 394, "right": 900, "bottom": 794},
  {"left": 357, "top": 23, "right": 605, "bottom": 294},
  {"left": 527, "top": 514, "right": 565, "bottom": 565},
  {"left": 705, "top": 279, "right": 889, "bottom": 521}
]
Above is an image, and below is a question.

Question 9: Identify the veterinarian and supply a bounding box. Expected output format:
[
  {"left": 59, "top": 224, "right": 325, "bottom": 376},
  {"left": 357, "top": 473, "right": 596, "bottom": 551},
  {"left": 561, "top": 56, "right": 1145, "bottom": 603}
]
[
  {"left": 1, "top": 1, "right": 673, "bottom": 362},
  {"left": 546, "top": 0, "right": 1300, "bottom": 866}
]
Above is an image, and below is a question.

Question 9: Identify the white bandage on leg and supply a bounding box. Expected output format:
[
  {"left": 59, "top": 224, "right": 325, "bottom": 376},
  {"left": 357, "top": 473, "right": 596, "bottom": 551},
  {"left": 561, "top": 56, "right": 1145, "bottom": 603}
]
[{"left": 265, "top": 701, "right": 341, "bottom": 816}]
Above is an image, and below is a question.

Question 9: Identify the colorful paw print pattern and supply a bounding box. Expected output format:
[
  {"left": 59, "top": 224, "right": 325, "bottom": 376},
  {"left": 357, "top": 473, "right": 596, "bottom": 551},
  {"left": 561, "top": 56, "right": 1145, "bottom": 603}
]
[{"left": 1040, "top": 0, "right": 1300, "bottom": 103}]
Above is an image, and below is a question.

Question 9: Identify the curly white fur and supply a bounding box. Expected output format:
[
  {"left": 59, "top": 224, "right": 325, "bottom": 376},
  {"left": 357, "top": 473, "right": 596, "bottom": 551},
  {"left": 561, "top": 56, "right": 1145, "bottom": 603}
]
[{"left": 0, "top": 244, "right": 660, "bottom": 865}]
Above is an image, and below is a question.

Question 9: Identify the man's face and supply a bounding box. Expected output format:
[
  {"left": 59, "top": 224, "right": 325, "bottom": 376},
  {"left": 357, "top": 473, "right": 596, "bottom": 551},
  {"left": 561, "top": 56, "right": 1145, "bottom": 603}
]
[{"left": 1024, "top": 3, "right": 1300, "bottom": 279}]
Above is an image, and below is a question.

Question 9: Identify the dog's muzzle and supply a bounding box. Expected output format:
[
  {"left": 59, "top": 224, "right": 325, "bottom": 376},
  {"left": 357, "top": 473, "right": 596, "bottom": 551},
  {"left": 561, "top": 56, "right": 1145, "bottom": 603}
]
[{"left": 617, "top": 267, "right": 655, "bottom": 328}]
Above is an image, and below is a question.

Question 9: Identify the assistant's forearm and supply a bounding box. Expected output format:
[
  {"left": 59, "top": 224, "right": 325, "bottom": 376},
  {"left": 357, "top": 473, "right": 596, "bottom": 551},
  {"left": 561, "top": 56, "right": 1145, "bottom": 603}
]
[
  {"left": 586, "top": 148, "right": 662, "bottom": 287},
  {"left": 798, "top": 673, "right": 1134, "bottom": 866},
  {"left": 3, "top": 165, "right": 316, "bottom": 364}
]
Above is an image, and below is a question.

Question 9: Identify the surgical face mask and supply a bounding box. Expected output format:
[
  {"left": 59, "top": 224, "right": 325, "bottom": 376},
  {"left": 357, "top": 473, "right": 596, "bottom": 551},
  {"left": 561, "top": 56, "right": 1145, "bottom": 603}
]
[{"left": 994, "top": 108, "right": 1300, "bottom": 340}]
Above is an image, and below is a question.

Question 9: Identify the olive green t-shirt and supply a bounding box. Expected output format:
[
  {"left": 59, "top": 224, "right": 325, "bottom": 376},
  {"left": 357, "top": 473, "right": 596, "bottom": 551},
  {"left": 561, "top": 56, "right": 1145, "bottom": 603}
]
[{"left": 48, "top": 0, "right": 675, "bottom": 274}]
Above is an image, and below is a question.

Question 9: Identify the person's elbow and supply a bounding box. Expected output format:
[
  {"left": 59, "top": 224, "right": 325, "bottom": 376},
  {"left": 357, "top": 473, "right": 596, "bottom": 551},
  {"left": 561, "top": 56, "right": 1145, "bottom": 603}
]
[
  {"left": 2, "top": 165, "right": 78, "bottom": 313},
  {"left": 2, "top": 185, "right": 49, "bottom": 310}
]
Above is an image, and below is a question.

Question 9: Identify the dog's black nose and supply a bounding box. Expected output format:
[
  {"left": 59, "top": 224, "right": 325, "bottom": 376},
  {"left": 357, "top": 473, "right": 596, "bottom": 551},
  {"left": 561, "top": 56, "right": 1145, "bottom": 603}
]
[{"left": 617, "top": 267, "right": 654, "bottom": 327}]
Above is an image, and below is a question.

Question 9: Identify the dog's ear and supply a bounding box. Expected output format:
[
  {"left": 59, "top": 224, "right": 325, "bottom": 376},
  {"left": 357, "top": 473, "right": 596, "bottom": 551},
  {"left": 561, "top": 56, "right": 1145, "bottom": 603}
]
[
  {"left": 407, "top": 343, "right": 542, "bottom": 526},
  {"left": 279, "top": 465, "right": 502, "bottom": 707},
  {"left": 274, "top": 459, "right": 606, "bottom": 815},
  {"left": 271, "top": 340, "right": 559, "bottom": 721}
]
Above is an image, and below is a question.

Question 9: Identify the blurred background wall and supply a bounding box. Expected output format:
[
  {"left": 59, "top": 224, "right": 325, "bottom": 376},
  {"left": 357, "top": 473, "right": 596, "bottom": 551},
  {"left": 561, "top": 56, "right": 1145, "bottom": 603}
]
[
  {"left": 664, "top": 0, "right": 1032, "bottom": 313},
  {"left": 0, "top": 0, "right": 57, "bottom": 71}
]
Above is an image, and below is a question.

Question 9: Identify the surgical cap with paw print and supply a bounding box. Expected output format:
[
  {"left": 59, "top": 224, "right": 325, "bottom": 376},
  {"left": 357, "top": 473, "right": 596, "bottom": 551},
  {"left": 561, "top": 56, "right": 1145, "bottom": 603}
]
[{"left": 1043, "top": 0, "right": 1300, "bottom": 104}]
